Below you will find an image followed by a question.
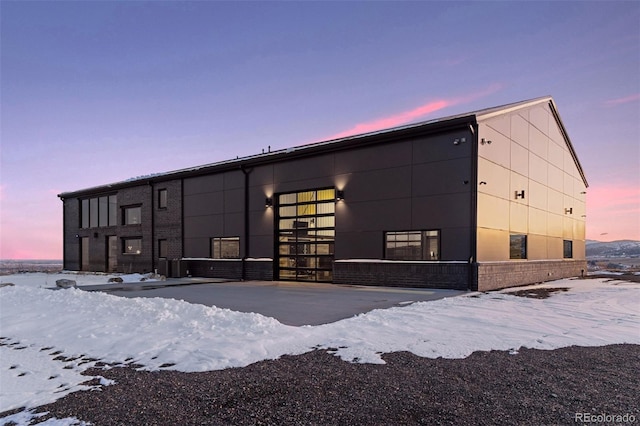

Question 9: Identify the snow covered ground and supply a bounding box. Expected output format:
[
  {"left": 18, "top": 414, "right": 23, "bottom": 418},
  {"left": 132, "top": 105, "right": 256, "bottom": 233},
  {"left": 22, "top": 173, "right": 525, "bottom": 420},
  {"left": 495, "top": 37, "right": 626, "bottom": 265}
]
[{"left": 1, "top": 273, "right": 639, "bottom": 425}]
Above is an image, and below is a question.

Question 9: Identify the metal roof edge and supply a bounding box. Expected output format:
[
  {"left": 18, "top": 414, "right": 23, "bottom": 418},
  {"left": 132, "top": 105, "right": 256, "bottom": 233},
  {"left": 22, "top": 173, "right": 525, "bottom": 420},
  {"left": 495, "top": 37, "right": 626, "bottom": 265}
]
[
  {"left": 58, "top": 114, "right": 476, "bottom": 199},
  {"left": 60, "top": 96, "right": 581, "bottom": 199},
  {"left": 473, "top": 96, "right": 553, "bottom": 121},
  {"left": 547, "top": 99, "right": 589, "bottom": 188}
]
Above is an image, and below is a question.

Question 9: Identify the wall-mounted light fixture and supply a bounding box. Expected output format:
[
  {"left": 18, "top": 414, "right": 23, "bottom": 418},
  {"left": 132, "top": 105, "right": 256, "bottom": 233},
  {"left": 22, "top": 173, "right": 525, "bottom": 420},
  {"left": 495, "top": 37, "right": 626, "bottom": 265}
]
[
  {"left": 265, "top": 197, "right": 273, "bottom": 208},
  {"left": 565, "top": 207, "right": 573, "bottom": 215},
  {"left": 515, "top": 190, "right": 525, "bottom": 199},
  {"left": 580, "top": 191, "right": 587, "bottom": 194},
  {"left": 336, "top": 190, "right": 345, "bottom": 201},
  {"left": 480, "top": 138, "right": 492, "bottom": 145},
  {"left": 479, "top": 181, "right": 487, "bottom": 185}
]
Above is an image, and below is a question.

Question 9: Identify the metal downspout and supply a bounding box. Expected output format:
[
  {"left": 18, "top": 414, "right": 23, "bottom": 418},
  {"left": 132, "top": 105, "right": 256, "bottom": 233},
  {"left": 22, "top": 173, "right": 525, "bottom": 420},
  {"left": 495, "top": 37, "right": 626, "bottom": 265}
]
[
  {"left": 60, "top": 197, "right": 67, "bottom": 270},
  {"left": 240, "top": 166, "right": 253, "bottom": 281},
  {"left": 469, "top": 122, "right": 479, "bottom": 291},
  {"left": 150, "top": 182, "right": 155, "bottom": 274}
]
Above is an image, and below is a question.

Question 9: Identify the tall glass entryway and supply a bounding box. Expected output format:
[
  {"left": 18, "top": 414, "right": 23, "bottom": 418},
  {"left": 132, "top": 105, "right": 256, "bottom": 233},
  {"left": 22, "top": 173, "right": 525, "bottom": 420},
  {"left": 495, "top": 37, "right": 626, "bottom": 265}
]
[{"left": 277, "top": 188, "right": 335, "bottom": 282}]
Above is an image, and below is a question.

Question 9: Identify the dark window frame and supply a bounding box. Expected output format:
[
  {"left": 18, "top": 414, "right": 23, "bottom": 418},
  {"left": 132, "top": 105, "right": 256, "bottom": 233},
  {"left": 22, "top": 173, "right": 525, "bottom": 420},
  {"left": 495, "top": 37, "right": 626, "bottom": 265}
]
[
  {"left": 384, "top": 230, "right": 440, "bottom": 261},
  {"left": 122, "top": 205, "right": 142, "bottom": 225},
  {"left": 210, "top": 236, "right": 240, "bottom": 259},
  {"left": 158, "top": 189, "right": 168, "bottom": 210},
  {"left": 510, "top": 234, "right": 528, "bottom": 259},
  {"left": 158, "top": 239, "right": 168, "bottom": 259},
  {"left": 80, "top": 194, "right": 117, "bottom": 229},
  {"left": 122, "top": 237, "right": 142, "bottom": 255},
  {"left": 563, "top": 240, "right": 573, "bottom": 259}
]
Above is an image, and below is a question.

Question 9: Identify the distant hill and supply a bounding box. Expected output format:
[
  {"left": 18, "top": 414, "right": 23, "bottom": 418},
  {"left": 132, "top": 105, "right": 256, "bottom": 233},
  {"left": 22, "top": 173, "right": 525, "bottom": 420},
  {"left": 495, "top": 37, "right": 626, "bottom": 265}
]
[{"left": 585, "top": 240, "right": 640, "bottom": 258}]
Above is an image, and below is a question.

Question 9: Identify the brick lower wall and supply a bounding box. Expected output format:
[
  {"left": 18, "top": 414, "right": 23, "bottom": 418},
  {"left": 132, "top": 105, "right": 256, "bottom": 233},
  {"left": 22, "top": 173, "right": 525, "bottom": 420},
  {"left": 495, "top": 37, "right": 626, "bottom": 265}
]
[
  {"left": 163, "top": 258, "right": 585, "bottom": 291},
  {"left": 333, "top": 261, "right": 470, "bottom": 290},
  {"left": 170, "top": 259, "right": 273, "bottom": 281},
  {"left": 182, "top": 259, "right": 243, "bottom": 280},
  {"left": 476, "top": 260, "right": 587, "bottom": 292},
  {"left": 245, "top": 260, "right": 273, "bottom": 281}
]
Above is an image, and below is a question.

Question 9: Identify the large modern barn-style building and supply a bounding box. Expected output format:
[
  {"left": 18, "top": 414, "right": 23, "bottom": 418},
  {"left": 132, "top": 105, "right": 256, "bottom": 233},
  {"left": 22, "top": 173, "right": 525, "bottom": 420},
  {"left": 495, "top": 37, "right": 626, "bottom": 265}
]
[{"left": 59, "top": 96, "right": 588, "bottom": 291}]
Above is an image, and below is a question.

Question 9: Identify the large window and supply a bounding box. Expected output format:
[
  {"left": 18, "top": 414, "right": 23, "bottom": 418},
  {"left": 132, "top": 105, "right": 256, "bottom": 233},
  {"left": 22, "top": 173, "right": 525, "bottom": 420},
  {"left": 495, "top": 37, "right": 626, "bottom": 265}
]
[
  {"left": 563, "top": 240, "right": 573, "bottom": 259},
  {"left": 385, "top": 230, "right": 440, "bottom": 260},
  {"left": 123, "top": 238, "right": 142, "bottom": 255},
  {"left": 510, "top": 234, "right": 527, "bottom": 259},
  {"left": 81, "top": 195, "right": 117, "bottom": 228},
  {"left": 123, "top": 205, "right": 142, "bottom": 225},
  {"left": 211, "top": 237, "right": 240, "bottom": 259}
]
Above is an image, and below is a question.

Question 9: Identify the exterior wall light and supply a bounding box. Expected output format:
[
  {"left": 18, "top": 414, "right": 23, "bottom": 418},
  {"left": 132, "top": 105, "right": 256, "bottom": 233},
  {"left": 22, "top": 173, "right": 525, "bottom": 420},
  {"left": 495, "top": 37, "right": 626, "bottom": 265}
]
[
  {"left": 336, "top": 190, "right": 345, "bottom": 201},
  {"left": 515, "top": 190, "right": 525, "bottom": 199},
  {"left": 480, "top": 138, "right": 492, "bottom": 145},
  {"left": 565, "top": 207, "right": 573, "bottom": 215},
  {"left": 265, "top": 197, "right": 273, "bottom": 208}
]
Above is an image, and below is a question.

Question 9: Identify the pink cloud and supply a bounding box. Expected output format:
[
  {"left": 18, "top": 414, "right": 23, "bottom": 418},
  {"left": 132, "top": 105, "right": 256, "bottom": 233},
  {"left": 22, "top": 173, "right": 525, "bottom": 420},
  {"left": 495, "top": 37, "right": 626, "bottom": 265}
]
[
  {"left": 604, "top": 93, "right": 640, "bottom": 107},
  {"left": 325, "top": 83, "right": 503, "bottom": 141},
  {"left": 586, "top": 183, "right": 640, "bottom": 241}
]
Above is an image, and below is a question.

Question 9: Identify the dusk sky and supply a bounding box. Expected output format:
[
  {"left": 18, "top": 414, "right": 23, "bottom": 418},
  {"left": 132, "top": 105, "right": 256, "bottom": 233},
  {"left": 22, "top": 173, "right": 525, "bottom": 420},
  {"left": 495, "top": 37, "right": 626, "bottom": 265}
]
[{"left": 1, "top": 1, "right": 639, "bottom": 259}]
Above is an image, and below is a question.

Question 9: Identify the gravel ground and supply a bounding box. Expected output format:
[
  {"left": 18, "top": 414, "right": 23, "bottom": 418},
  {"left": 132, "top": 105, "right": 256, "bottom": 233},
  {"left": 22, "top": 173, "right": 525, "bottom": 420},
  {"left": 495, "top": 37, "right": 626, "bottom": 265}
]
[{"left": 5, "top": 344, "right": 639, "bottom": 425}]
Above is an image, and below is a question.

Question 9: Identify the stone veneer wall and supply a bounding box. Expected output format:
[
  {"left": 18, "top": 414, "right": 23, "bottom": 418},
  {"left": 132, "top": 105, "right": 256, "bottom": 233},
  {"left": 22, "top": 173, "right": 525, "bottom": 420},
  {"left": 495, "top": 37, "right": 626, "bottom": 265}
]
[
  {"left": 333, "top": 261, "right": 470, "bottom": 290},
  {"left": 476, "top": 260, "right": 587, "bottom": 291}
]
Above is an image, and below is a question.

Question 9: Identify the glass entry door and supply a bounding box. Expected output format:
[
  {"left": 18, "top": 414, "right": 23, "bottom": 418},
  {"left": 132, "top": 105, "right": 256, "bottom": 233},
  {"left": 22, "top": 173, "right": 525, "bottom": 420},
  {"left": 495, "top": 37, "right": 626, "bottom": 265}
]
[{"left": 277, "top": 188, "right": 335, "bottom": 282}]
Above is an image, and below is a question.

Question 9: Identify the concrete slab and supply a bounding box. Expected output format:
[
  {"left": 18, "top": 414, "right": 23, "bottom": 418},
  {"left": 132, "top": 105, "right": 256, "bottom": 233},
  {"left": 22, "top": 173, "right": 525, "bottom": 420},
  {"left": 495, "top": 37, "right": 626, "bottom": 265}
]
[{"left": 87, "top": 280, "right": 466, "bottom": 326}]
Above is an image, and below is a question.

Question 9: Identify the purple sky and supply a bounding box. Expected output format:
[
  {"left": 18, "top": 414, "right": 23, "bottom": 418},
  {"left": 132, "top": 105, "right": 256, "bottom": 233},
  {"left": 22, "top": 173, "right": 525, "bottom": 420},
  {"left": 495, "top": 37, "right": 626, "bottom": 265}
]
[{"left": 1, "top": 1, "right": 639, "bottom": 259}]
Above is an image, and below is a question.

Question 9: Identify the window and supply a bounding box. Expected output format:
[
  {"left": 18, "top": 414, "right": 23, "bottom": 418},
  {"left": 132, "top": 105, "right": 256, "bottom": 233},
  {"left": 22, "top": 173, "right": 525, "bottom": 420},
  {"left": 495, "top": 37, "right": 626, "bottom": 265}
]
[
  {"left": 123, "top": 206, "right": 142, "bottom": 225},
  {"left": 108, "top": 195, "right": 117, "bottom": 226},
  {"left": 81, "top": 199, "right": 89, "bottom": 228},
  {"left": 211, "top": 237, "right": 240, "bottom": 259},
  {"left": 563, "top": 240, "right": 573, "bottom": 258},
  {"left": 98, "top": 196, "right": 108, "bottom": 227},
  {"left": 158, "top": 239, "right": 168, "bottom": 259},
  {"left": 81, "top": 195, "right": 117, "bottom": 228},
  {"left": 89, "top": 198, "right": 98, "bottom": 228},
  {"left": 158, "top": 189, "right": 167, "bottom": 209},
  {"left": 385, "top": 230, "right": 440, "bottom": 260},
  {"left": 123, "top": 238, "right": 142, "bottom": 255},
  {"left": 510, "top": 234, "right": 527, "bottom": 259}
]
